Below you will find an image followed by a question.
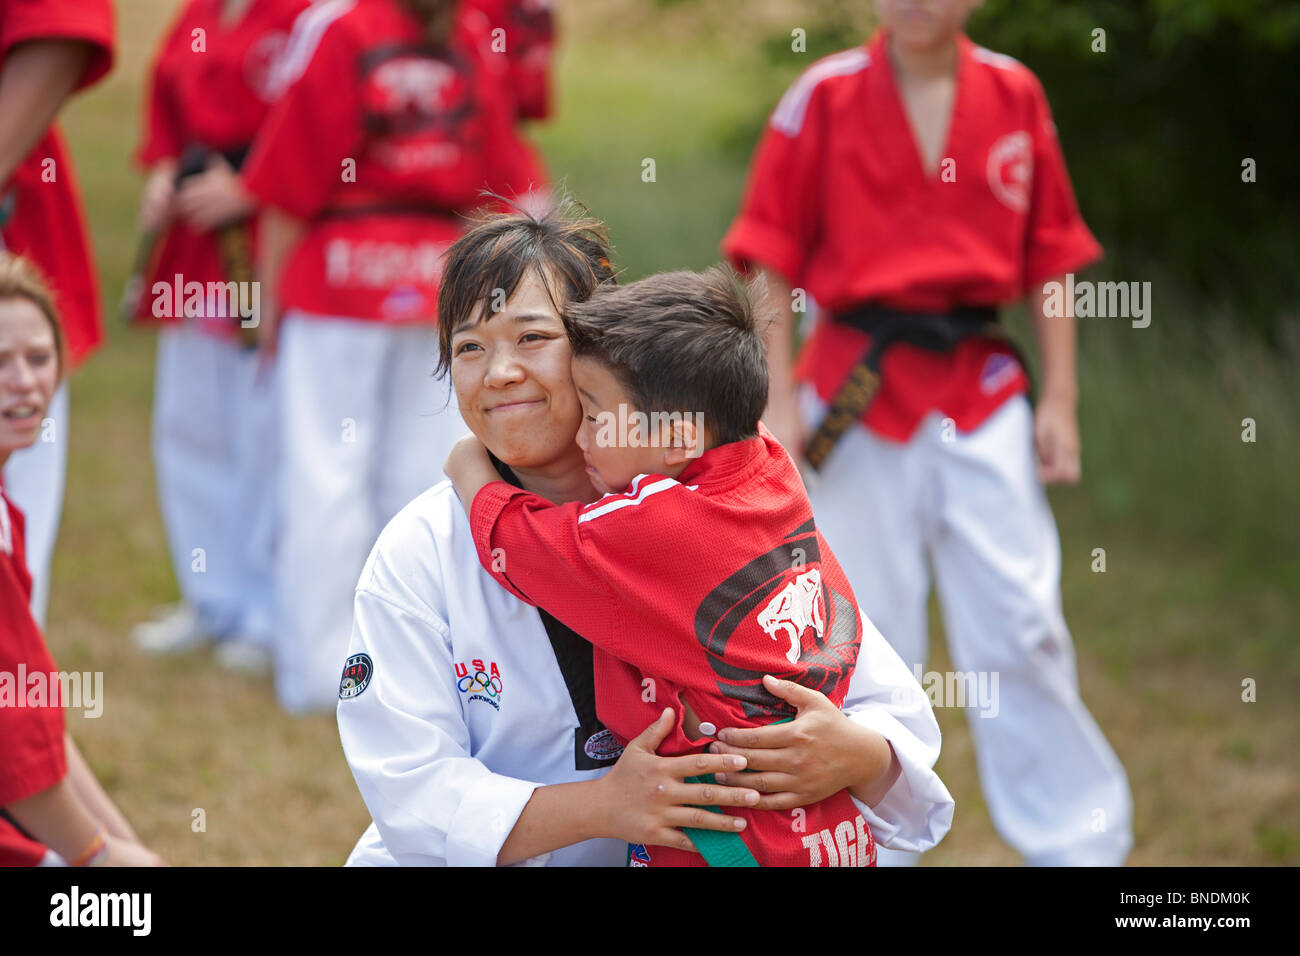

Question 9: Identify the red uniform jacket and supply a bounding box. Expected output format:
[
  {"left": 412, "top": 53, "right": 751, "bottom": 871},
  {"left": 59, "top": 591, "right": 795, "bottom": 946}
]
[
  {"left": 471, "top": 426, "right": 876, "bottom": 866},
  {"left": 0, "top": 0, "right": 115, "bottom": 368},
  {"left": 724, "top": 30, "right": 1102, "bottom": 442},
  {"left": 242, "top": 0, "right": 547, "bottom": 322},
  {"left": 463, "top": 0, "right": 554, "bottom": 121},
  {"left": 135, "top": 0, "right": 310, "bottom": 334},
  {"left": 0, "top": 491, "right": 67, "bottom": 866}
]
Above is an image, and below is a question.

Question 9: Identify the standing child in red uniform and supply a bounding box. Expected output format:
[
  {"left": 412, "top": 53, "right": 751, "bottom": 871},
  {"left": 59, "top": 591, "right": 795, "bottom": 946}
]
[
  {"left": 0, "top": 0, "right": 115, "bottom": 628},
  {"left": 0, "top": 253, "right": 162, "bottom": 868},
  {"left": 723, "top": 0, "right": 1132, "bottom": 865},
  {"left": 241, "top": 0, "right": 547, "bottom": 712},
  {"left": 129, "top": 0, "right": 311, "bottom": 671},
  {"left": 445, "top": 267, "right": 887, "bottom": 867}
]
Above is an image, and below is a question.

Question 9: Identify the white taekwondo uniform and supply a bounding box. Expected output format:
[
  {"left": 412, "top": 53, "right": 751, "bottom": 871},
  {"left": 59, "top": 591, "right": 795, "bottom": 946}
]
[{"left": 337, "top": 481, "right": 955, "bottom": 866}]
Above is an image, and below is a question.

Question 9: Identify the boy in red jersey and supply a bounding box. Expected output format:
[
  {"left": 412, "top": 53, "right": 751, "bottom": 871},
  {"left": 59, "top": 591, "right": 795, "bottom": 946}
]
[
  {"left": 0, "top": 0, "right": 115, "bottom": 626},
  {"left": 722, "top": 0, "right": 1132, "bottom": 864},
  {"left": 446, "top": 267, "right": 881, "bottom": 867}
]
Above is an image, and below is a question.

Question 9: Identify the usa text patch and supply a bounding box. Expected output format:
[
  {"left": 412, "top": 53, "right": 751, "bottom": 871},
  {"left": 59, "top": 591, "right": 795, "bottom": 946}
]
[{"left": 339, "top": 653, "right": 373, "bottom": 699}]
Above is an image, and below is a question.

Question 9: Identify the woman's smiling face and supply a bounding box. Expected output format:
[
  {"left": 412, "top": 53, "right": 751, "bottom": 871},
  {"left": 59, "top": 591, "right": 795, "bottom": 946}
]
[
  {"left": 449, "top": 268, "right": 584, "bottom": 470},
  {"left": 0, "top": 296, "right": 59, "bottom": 460}
]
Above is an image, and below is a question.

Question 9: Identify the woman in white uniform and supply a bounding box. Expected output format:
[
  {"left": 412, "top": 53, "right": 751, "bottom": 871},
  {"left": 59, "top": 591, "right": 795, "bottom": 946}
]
[{"left": 336, "top": 206, "right": 955, "bottom": 865}]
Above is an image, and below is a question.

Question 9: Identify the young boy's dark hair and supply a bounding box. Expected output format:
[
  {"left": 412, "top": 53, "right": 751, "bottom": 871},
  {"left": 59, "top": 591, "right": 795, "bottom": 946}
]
[{"left": 562, "top": 265, "right": 769, "bottom": 447}]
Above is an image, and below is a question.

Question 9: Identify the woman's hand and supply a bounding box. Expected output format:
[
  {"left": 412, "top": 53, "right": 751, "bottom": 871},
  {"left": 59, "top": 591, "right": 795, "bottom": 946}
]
[
  {"left": 174, "top": 156, "right": 254, "bottom": 232},
  {"left": 593, "top": 708, "right": 761, "bottom": 853},
  {"left": 708, "top": 674, "right": 898, "bottom": 810}
]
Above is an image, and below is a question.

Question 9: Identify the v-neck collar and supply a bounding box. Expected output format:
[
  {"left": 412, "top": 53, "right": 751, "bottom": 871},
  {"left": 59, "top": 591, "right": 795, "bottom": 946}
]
[{"left": 869, "top": 28, "right": 972, "bottom": 187}]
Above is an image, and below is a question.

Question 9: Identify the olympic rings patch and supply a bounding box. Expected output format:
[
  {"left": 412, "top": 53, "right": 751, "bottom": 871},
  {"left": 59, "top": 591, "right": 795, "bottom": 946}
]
[
  {"left": 455, "top": 659, "right": 503, "bottom": 710},
  {"left": 457, "top": 670, "right": 503, "bottom": 697}
]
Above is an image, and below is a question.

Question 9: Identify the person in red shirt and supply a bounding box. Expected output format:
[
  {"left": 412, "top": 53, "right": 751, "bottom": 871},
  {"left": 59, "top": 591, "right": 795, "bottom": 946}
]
[
  {"left": 0, "top": 252, "right": 161, "bottom": 868},
  {"left": 0, "top": 0, "right": 114, "bottom": 628},
  {"left": 723, "top": 0, "right": 1132, "bottom": 865},
  {"left": 128, "top": 0, "right": 310, "bottom": 673},
  {"left": 446, "top": 267, "right": 883, "bottom": 867},
  {"left": 463, "top": 0, "right": 554, "bottom": 122},
  {"left": 241, "top": 0, "right": 547, "bottom": 713}
]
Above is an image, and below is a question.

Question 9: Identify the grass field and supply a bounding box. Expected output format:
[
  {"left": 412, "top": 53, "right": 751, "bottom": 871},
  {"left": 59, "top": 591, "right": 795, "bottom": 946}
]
[{"left": 42, "top": 0, "right": 1299, "bottom": 865}]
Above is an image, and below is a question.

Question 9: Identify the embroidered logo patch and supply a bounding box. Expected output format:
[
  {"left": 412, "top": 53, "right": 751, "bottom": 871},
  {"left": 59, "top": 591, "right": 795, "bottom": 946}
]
[
  {"left": 980, "top": 352, "right": 1021, "bottom": 394},
  {"left": 628, "top": 844, "right": 652, "bottom": 867},
  {"left": 756, "top": 568, "right": 825, "bottom": 665},
  {"left": 986, "top": 130, "right": 1033, "bottom": 212},
  {"left": 339, "top": 653, "right": 373, "bottom": 699},
  {"left": 582, "top": 728, "right": 624, "bottom": 762},
  {"left": 456, "top": 659, "right": 503, "bottom": 711}
]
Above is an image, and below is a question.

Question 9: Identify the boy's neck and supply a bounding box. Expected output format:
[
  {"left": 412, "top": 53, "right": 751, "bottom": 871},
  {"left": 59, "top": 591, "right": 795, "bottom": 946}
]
[{"left": 888, "top": 32, "right": 961, "bottom": 83}]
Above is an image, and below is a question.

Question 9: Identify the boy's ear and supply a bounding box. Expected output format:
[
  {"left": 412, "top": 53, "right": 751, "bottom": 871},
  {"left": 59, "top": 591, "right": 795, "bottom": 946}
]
[{"left": 662, "top": 414, "right": 705, "bottom": 466}]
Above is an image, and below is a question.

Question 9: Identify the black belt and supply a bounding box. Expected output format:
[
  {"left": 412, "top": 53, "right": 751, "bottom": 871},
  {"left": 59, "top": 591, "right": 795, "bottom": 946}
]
[
  {"left": 803, "top": 303, "right": 1030, "bottom": 470},
  {"left": 176, "top": 142, "right": 251, "bottom": 182}
]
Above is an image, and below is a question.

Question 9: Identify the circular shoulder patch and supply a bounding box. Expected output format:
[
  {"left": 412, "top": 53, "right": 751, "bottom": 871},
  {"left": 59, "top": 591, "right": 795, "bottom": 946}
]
[
  {"left": 339, "top": 653, "right": 374, "bottom": 700},
  {"left": 583, "top": 727, "right": 624, "bottom": 761}
]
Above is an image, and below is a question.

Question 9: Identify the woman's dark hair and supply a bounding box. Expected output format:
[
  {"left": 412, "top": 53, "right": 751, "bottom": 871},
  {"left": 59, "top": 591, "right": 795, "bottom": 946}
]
[
  {"left": 436, "top": 194, "right": 618, "bottom": 377},
  {"left": 399, "top": 0, "right": 458, "bottom": 47}
]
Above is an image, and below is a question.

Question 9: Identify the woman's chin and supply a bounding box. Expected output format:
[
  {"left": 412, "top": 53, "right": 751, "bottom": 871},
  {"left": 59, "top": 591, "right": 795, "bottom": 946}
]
[
  {"left": 0, "top": 425, "right": 40, "bottom": 456},
  {"left": 486, "top": 434, "right": 573, "bottom": 472}
]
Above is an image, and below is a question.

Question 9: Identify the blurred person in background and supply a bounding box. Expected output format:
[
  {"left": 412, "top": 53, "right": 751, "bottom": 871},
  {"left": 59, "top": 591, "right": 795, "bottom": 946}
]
[
  {"left": 241, "top": 0, "right": 550, "bottom": 712},
  {"left": 723, "top": 0, "right": 1132, "bottom": 865},
  {"left": 1, "top": 252, "right": 163, "bottom": 868},
  {"left": 127, "top": 0, "right": 312, "bottom": 675},
  {"left": 0, "top": 0, "right": 115, "bottom": 628}
]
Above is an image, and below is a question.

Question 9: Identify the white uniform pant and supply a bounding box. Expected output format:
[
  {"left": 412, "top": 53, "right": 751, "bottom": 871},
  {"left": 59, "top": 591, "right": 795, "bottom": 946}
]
[
  {"left": 152, "top": 324, "right": 277, "bottom": 644},
  {"left": 803, "top": 393, "right": 1133, "bottom": 866},
  {"left": 274, "top": 313, "right": 466, "bottom": 713},
  {"left": 2, "top": 382, "right": 69, "bottom": 628}
]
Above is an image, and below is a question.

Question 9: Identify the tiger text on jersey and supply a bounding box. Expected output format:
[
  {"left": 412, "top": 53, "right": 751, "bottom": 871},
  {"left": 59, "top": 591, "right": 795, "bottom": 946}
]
[{"left": 802, "top": 815, "right": 876, "bottom": 867}]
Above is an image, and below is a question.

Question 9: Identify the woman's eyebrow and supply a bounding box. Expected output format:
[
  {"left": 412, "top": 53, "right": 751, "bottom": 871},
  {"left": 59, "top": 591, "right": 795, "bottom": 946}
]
[
  {"left": 455, "top": 310, "right": 556, "bottom": 337},
  {"left": 506, "top": 311, "right": 559, "bottom": 324}
]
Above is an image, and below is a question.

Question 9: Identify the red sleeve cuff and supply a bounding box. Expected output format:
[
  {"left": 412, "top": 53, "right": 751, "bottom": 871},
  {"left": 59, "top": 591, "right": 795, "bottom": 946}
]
[
  {"left": 1025, "top": 228, "right": 1103, "bottom": 292},
  {"left": 241, "top": 160, "right": 317, "bottom": 222},
  {"left": 722, "top": 215, "right": 804, "bottom": 285},
  {"left": 136, "top": 141, "right": 181, "bottom": 171},
  {"left": 1, "top": 3, "right": 115, "bottom": 92},
  {"left": 467, "top": 481, "right": 536, "bottom": 601},
  {"left": 0, "top": 730, "right": 66, "bottom": 807}
]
